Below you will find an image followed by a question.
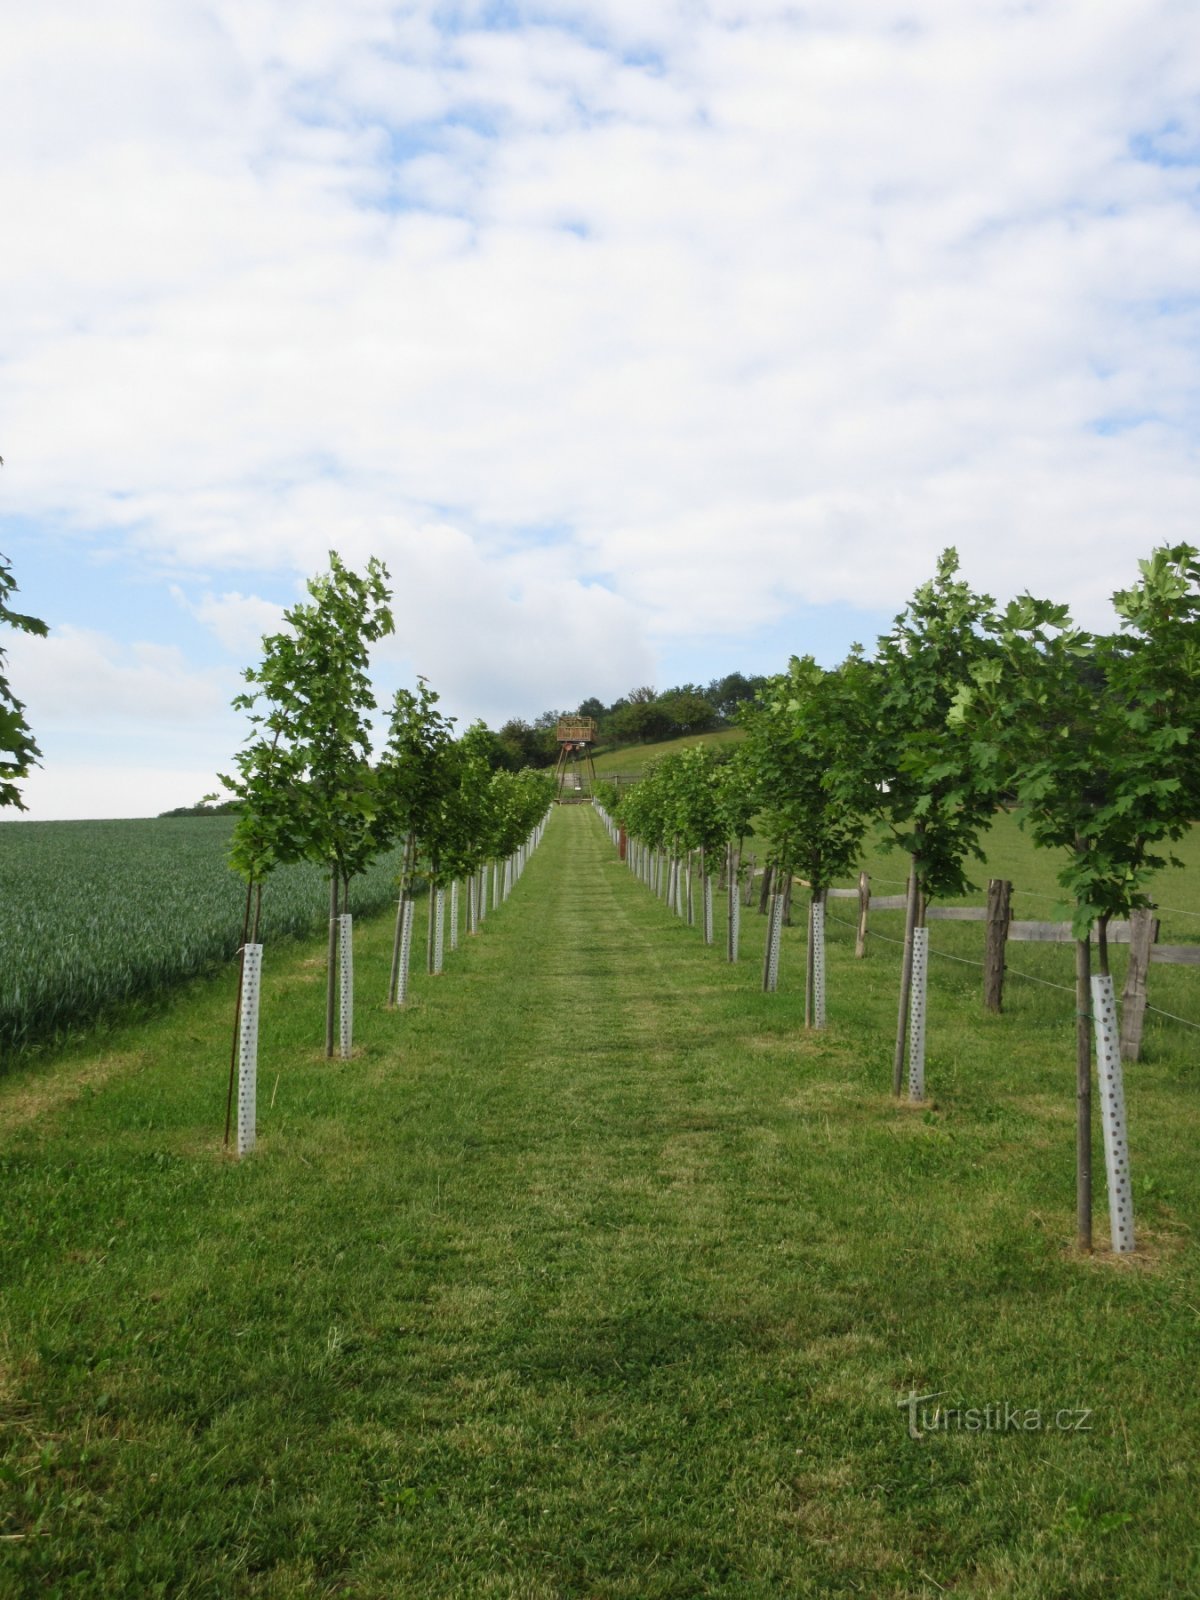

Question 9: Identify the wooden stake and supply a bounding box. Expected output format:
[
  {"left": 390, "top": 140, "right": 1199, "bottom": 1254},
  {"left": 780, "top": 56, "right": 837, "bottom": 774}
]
[
  {"left": 854, "top": 870, "right": 869, "bottom": 959},
  {"left": 1119, "top": 908, "right": 1158, "bottom": 1062},
  {"left": 984, "top": 878, "right": 1011, "bottom": 1013}
]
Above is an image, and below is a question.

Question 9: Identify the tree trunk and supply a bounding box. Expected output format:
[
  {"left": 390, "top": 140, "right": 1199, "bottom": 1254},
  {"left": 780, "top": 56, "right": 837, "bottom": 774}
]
[
  {"left": 225, "top": 878, "right": 256, "bottom": 1145},
  {"left": 325, "top": 869, "right": 338, "bottom": 1058},
  {"left": 804, "top": 886, "right": 817, "bottom": 1028},
  {"left": 1076, "top": 931, "right": 1093, "bottom": 1252},
  {"left": 758, "top": 861, "right": 773, "bottom": 916}
]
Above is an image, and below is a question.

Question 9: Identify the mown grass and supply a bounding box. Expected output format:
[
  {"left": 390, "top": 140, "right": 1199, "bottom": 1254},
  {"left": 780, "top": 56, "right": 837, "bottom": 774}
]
[{"left": 1, "top": 807, "right": 1198, "bottom": 1597}]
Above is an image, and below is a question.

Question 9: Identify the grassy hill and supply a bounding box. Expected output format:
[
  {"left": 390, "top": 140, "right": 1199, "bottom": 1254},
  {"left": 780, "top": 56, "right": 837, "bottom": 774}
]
[{"left": 591, "top": 725, "right": 745, "bottom": 777}]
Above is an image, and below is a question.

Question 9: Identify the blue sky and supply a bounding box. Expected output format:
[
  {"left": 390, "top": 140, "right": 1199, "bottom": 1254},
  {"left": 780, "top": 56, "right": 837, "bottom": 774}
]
[{"left": 2, "top": 0, "right": 1199, "bottom": 818}]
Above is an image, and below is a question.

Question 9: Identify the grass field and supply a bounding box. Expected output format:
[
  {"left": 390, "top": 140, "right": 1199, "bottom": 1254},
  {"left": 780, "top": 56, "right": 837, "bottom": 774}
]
[
  {"left": 591, "top": 727, "right": 745, "bottom": 777},
  {"left": 2, "top": 805, "right": 1198, "bottom": 1596},
  {"left": 0, "top": 818, "right": 408, "bottom": 1062}
]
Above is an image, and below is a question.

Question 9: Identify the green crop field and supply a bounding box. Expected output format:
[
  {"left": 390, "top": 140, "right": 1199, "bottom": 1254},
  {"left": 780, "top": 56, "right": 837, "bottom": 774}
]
[
  {"left": 0, "top": 818, "right": 407, "bottom": 1062},
  {"left": 2, "top": 805, "right": 1199, "bottom": 1596}
]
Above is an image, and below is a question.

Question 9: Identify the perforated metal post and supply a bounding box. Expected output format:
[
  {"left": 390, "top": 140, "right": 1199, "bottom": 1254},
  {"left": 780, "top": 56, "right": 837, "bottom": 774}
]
[
  {"left": 907, "top": 927, "right": 928, "bottom": 1101},
  {"left": 397, "top": 898, "right": 414, "bottom": 1005},
  {"left": 728, "top": 868, "right": 740, "bottom": 963},
  {"left": 433, "top": 889, "right": 446, "bottom": 974},
  {"left": 1092, "top": 973, "right": 1135, "bottom": 1252},
  {"left": 237, "top": 943, "right": 262, "bottom": 1157},
  {"left": 762, "top": 893, "right": 783, "bottom": 992},
  {"left": 338, "top": 914, "right": 353, "bottom": 1059},
  {"left": 703, "top": 875, "right": 714, "bottom": 946},
  {"left": 504, "top": 858, "right": 512, "bottom": 900},
  {"left": 450, "top": 880, "right": 460, "bottom": 951},
  {"left": 812, "top": 897, "right": 827, "bottom": 1029}
]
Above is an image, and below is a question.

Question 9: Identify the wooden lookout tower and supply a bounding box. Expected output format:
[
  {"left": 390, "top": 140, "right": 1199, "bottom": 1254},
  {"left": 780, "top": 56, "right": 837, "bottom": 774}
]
[{"left": 553, "top": 716, "right": 599, "bottom": 802}]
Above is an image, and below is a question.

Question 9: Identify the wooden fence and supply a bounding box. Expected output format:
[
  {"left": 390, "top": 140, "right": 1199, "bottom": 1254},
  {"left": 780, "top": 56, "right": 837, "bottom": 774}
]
[{"left": 739, "top": 866, "right": 1193, "bottom": 1061}]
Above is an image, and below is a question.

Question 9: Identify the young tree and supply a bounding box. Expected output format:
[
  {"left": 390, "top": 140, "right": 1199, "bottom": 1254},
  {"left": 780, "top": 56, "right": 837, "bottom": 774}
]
[
  {"left": 0, "top": 553, "right": 47, "bottom": 811},
  {"left": 376, "top": 677, "right": 458, "bottom": 1001},
  {"left": 869, "top": 551, "right": 1004, "bottom": 1093},
  {"left": 224, "top": 551, "right": 394, "bottom": 1056},
  {"left": 953, "top": 543, "right": 1200, "bottom": 1250},
  {"left": 741, "top": 652, "right": 877, "bottom": 1020}
]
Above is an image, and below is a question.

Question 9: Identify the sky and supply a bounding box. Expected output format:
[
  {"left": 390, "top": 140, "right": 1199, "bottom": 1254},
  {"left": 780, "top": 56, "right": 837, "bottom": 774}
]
[{"left": 2, "top": 0, "right": 1199, "bottom": 820}]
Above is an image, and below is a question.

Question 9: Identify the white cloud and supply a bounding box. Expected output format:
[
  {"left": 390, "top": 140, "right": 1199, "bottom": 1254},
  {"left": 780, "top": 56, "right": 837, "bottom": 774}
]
[
  {"left": 7, "top": 626, "right": 229, "bottom": 728},
  {"left": 2, "top": 0, "right": 1199, "bottom": 818},
  {"left": 172, "top": 588, "right": 288, "bottom": 657}
]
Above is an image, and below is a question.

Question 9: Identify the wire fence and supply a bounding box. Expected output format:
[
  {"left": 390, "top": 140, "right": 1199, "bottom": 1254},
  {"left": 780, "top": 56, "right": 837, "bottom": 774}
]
[{"left": 822, "top": 907, "right": 1200, "bottom": 1034}]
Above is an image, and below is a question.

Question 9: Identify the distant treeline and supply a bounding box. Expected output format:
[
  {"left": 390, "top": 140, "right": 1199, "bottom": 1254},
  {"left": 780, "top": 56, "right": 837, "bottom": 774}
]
[
  {"left": 158, "top": 673, "right": 765, "bottom": 813},
  {"left": 158, "top": 799, "right": 244, "bottom": 818},
  {"left": 492, "top": 672, "right": 766, "bottom": 770}
]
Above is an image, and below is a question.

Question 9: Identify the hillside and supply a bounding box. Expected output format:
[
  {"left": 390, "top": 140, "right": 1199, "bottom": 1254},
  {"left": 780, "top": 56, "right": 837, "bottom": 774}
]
[{"left": 590, "top": 725, "right": 745, "bottom": 777}]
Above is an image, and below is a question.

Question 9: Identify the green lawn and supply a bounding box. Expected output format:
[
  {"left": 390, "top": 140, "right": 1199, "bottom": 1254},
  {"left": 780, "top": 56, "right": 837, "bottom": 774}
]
[{"left": 2, "top": 806, "right": 1198, "bottom": 1597}]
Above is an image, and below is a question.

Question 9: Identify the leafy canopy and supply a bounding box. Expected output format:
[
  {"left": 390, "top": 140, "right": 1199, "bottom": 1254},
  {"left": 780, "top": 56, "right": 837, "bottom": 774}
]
[
  {"left": 870, "top": 549, "right": 1003, "bottom": 901},
  {"left": 740, "top": 651, "right": 876, "bottom": 892},
  {"left": 952, "top": 543, "right": 1200, "bottom": 937},
  {"left": 223, "top": 551, "right": 394, "bottom": 883},
  {"left": 0, "top": 554, "right": 48, "bottom": 812}
]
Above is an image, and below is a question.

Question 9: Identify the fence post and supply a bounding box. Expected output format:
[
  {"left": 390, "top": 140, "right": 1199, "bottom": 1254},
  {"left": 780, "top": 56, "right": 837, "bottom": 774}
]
[
  {"left": 855, "top": 871, "right": 869, "bottom": 959},
  {"left": 1119, "top": 908, "right": 1159, "bottom": 1062},
  {"left": 984, "top": 878, "right": 1011, "bottom": 1012}
]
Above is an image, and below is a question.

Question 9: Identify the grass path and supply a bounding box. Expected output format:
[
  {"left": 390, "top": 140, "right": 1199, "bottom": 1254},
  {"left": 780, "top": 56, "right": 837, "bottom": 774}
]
[{"left": 2, "top": 807, "right": 1199, "bottom": 1598}]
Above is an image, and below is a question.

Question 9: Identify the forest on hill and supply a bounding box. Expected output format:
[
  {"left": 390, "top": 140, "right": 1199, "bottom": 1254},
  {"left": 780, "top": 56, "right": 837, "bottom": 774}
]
[{"left": 493, "top": 671, "right": 766, "bottom": 770}]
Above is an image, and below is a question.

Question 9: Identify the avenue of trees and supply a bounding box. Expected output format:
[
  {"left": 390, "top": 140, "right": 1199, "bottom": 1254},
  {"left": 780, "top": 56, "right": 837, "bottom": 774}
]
[
  {"left": 222, "top": 553, "right": 555, "bottom": 1069},
  {"left": 608, "top": 543, "right": 1200, "bottom": 1252}
]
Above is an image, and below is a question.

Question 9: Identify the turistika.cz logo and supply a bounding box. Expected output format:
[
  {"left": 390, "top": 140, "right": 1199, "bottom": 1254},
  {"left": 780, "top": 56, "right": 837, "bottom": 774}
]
[{"left": 898, "top": 1390, "right": 1094, "bottom": 1440}]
